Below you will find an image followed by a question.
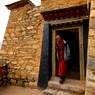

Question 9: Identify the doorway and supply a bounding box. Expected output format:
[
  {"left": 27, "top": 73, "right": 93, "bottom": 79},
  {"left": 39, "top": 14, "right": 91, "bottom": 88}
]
[
  {"left": 52, "top": 26, "right": 87, "bottom": 80},
  {"left": 56, "top": 29, "right": 80, "bottom": 80},
  {"left": 38, "top": 21, "right": 89, "bottom": 88}
]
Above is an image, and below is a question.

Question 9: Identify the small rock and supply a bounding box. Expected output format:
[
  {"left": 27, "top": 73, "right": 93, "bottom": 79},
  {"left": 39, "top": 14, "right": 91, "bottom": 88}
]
[
  {"left": 27, "top": 26, "right": 33, "bottom": 30},
  {"left": 29, "top": 82, "right": 37, "bottom": 88},
  {"left": 34, "top": 13, "right": 40, "bottom": 17}
]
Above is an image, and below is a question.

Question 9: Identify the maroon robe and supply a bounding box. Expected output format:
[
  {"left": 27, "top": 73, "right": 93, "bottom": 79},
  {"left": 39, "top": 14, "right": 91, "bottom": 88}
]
[{"left": 58, "top": 38, "right": 67, "bottom": 77}]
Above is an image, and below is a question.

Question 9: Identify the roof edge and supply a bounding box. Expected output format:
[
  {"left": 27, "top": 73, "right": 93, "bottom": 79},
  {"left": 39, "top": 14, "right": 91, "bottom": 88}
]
[{"left": 6, "top": 0, "right": 34, "bottom": 10}]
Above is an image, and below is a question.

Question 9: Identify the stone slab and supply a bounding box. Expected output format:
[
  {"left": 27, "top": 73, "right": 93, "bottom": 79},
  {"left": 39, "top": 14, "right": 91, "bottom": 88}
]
[
  {"left": 43, "top": 89, "right": 57, "bottom": 95},
  {"left": 48, "top": 79, "right": 85, "bottom": 94},
  {"left": 56, "top": 91, "right": 76, "bottom": 95},
  {"left": 90, "top": 17, "right": 95, "bottom": 29}
]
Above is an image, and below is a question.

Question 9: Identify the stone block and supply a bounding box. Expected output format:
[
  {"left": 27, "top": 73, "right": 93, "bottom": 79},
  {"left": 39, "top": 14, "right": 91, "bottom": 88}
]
[
  {"left": 15, "top": 32, "right": 22, "bottom": 37},
  {"left": 27, "top": 10, "right": 32, "bottom": 14},
  {"left": 91, "top": 39, "right": 95, "bottom": 47},
  {"left": 48, "top": 80, "right": 61, "bottom": 89},
  {"left": 88, "top": 39, "right": 93, "bottom": 47},
  {"left": 88, "top": 47, "right": 95, "bottom": 58},
  {"left": 0, "top": 56, "right": 3, "bottom": 59},
  {"left": 12, "top": 61, "right": 17, "bottom": 65},
  {"left": 10, "top": 79, "right": 16, "bottom": 85},
  {"left": 15, "top": 71, "right": 21, "bottom": 78},
  {"left": 43, "top": 89, "right": 57, "bottom": 95},
  {"left": 22, "top": 31, "right": 26, "bottom": 35},
  {"left": 29, "top": 82, "right": 37, "bottom": 88},
  {"left": 21, "top": 72, "right": 27, "bottom": 79},
  {"left": 19, "top": 60, "right": 24, "bottom": 64},
  {"left": 33, "top": 67, "right": 39, "bottom": 73},
  {"left": 24, "top": 82, "right": 29, "bottom": 87},
  {"left": 17, "top": 80, "right": 24, "bottom": 86},
  {"left": 10, "top": 33, "right": 15, "bottom": 37},
  {"left": 87, "top": 69, "right": 95, "bottom": 82},
  {"left": 26, "top": 66, "right": 32, "bottom": 71},
  {"left": 91, "top": 0, "right": 95, "bottom": 9},
  {"left": 14, "top": 66, "right": 20, "bottom": 70},
  {"left": 8, "top": 73, "right": 14, "bottom": 78},
  {"left": 57, "top": 91, "right": 77, "bottom": 95},
  {"left": 8, "top": 51, "right": 14, "bottom": 55},
  {"left": 56, "top": 91, "right": 64, "bottom": 95},
  {"left": 15, "top": 74, "right": 20, "bottom": 79},
  {"left": 90, "top": 10, "right": 95, "bottom": 18},
  {"left": 89, "top": 29, "right": 95, "bottom": 36},
  {"left": 4, "top": 33, "right": 9, "bottom": 37},
  {"left": 27, "top": 26, "right": 33, "bottom": 30},
  {"left": 3, "top": 41, "right": 7, "bottom": 46},
  {"left": 0, "top": 50, "right": 7, "bottom": 55},
  {"left": 88, "top": 38, "right": 95, "bottom": 48},
  {"left": 87, "top": 58, "right": 95, "bottom": 70},
  {"left": 27, "top": 76, "right": 33, "bottom": 81},
  {"left": 34, "top": 13, "right": 41, "bottom": 17},
  {"left": 31, "top": 30, "right": 37, "bottom": 34},
  {"left": 7, "top": 29, "right": 14, "bottom": 33},
  {"left": 90, "top": 17, "right": 95, "bottom": 29}
]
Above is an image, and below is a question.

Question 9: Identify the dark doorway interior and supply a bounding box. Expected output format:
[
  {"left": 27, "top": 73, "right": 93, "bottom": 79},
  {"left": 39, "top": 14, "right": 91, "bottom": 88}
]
[{"left": 56, "top": 29, "right": 80, "bottom": 80}]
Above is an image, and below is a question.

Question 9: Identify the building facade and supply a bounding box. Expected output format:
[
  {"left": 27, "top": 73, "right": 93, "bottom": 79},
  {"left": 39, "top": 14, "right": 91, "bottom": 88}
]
[{"left": 0, "top": 0, "right": 95, "bottom": 95}]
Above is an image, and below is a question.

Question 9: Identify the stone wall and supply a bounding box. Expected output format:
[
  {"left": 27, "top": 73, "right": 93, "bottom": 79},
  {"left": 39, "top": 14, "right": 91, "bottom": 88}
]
[
  {"left": 41, "top": 0, "right": 87, "bottom": 12},
  {"left": 0, "top": 3, "right": 44, "bottom": 87},
  {"left": 85, "top": 0, "right": 95, "bottom": 95}
]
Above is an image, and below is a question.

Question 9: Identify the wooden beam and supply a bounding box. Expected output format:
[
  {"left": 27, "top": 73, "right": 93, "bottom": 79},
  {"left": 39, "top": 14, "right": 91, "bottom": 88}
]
[{"left": 45, "top": 16, "right": 88, "bottom": 25}]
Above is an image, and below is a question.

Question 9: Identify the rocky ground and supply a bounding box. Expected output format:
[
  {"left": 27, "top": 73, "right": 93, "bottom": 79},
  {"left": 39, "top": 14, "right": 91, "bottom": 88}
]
[{"left": 0, "top": 86, "right": 44, "bottom": 95}]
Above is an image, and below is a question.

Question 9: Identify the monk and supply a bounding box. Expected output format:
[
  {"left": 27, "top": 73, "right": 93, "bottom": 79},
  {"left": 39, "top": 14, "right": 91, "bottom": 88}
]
[{"left": 56, "top": 35, "right": 69, "bottom": 84}]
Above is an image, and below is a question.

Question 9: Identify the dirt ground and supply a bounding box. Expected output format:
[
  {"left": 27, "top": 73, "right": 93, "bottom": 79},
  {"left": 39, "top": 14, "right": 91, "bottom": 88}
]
[{"left": 0, "top": 86, "right": 44, "bottom": 95}]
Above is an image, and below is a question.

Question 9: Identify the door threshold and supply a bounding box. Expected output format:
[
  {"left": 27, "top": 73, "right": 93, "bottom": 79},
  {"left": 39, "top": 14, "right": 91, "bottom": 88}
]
[{"left": 50, "top": 77, "right": 85, "bottom": 84}]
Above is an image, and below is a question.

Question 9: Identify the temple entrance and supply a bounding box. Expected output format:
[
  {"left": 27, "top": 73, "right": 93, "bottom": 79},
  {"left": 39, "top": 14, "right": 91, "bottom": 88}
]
[
  {"left": 55, "top": 29, "right": 80, "bottom": 80},
  {"left": 37, "top": 3, "right": 89, "bottom": 88},
  {"left": 38, "top": 20, "right": 89, "bottom": 88}
]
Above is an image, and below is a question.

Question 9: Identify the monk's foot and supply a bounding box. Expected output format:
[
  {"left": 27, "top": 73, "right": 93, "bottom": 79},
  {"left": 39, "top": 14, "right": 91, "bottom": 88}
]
[
  {"left": 59, "top": 79, "right": 64, "bottom": 84},
  {"left": 59, "top": 76, "right": 66, "bottom": 84}
]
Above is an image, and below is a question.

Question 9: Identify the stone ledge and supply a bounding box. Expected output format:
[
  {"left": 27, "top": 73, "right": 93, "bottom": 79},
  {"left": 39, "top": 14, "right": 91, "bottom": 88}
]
[
  {"left": 48, "top": 79, "right": 85, "bottom": 94},
  {"left": 56, "top": 91, "right": 78, "bottom": 95}
]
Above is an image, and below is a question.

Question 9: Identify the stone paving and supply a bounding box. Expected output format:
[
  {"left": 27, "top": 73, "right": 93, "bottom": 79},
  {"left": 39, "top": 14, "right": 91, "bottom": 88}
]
[{"left": 0, "top": 86, "right": 44, "bottom": 95}]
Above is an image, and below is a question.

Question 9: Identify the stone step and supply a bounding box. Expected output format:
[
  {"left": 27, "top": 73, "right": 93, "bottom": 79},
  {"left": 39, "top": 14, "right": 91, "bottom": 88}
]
[
  {"left": 56, "top": 91, "right": 81, "bottom": 95},
  {"left": 48, "top": 78, "right": 85, "bottom": 95},
  {"left": 44, "top": 88, "right": 83, "bottom": 95},
  {"left": 44, "top": 89, "right": 57, "bottom": 95}
]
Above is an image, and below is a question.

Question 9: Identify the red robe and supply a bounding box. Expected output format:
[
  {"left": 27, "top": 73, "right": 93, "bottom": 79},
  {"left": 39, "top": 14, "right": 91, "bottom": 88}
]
[
  {"left": 0, "top": 67, "right": 4, "bottom": 77},
  {"left": 58, "top": 38, "right": 67, "bottom": 77}
]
